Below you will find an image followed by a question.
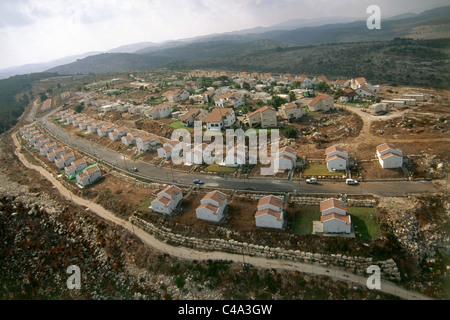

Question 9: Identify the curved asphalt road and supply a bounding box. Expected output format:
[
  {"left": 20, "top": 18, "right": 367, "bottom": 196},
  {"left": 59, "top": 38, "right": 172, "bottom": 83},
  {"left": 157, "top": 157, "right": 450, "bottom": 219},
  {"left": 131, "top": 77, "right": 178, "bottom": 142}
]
[{"left": 36, "top": 113, "right": 441, "bottom": 196}]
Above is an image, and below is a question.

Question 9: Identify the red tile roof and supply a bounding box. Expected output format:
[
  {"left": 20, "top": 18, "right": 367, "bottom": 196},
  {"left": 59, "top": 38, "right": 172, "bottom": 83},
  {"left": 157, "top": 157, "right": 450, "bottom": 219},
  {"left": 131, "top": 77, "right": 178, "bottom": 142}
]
[
  {"left": 309, "top": 94, "right": 332, "bottom": 106},
  {"left": 321, "top": 213, "right": 351, "bottom": 225},
  {"left": 255, "top": 208, "right": 283, "bottom": 220},
  {"left": 320, "top": 198, "right": 348, "bottom": 213}
]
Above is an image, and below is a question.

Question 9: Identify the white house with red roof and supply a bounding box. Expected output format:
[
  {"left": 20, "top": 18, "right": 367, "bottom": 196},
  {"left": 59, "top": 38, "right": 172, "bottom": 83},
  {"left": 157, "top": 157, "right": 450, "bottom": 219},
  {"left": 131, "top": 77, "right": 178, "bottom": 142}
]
[
  {"left": 55, "top": 152, "right": 76, "bottom": 169},
  {"left": 214, "top": 93, "right": 242, "bottom": 109},
  {"left": 355, "top": 85, "right": 376, "bottom": 99},
  {"left": 147, "top": 104, "right": 172, "bottom": 120},
  {"left": 196, "top": 190, "right": 228, "bottom": 222},
  {"left": 206, "top": 108, "right": 235, "bottom": 131},
  {"left": 151, "top": 185, "right": 183, "bottom": 215},
  {"left": 162, "top": 89, "right": 189, "bottom": 103},
  {"left": 255, "top": 195, "right": 285, "bottom": 229},
  {"left": 308, "top": 94, "right": 334, "bottom": 112},
  {"left": 136, "top": 134, "right": 160, "bottom": 152},
  {"left": 376, "top": 143, "right": 403, "bottom": 169},
  {"left": 325, "top": 145, "right": 348, "bottom": 171},
  {"left": 279, "top": 102, "right": 305, "bottom": 120},
  {"left": 76, "top": 165, "right": 102, "bottom": 187},
  {"left": 248, "top": 106, "right": 277, "bottom": 128},
  {"left": 64, "top": 158, "right": 87, "bottom": 176},
  {"left": 320, "top": 198, "right": 352, "bottom": 234},
  {"left": 47, "top": 148, "right": 66, "bottom": 162},
  {"left": 40, "top": 142, "right": 58, "bottom": 156}
]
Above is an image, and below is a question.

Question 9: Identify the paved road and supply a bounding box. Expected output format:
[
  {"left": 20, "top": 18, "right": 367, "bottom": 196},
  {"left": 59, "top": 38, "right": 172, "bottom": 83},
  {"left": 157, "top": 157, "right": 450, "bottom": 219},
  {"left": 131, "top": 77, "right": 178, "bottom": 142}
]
[
  {"left": 12, "top": 131, "right": 433, "bottom": 300},
  {"left": 36, "top": 115, "right": 442, "bottom": 196}
]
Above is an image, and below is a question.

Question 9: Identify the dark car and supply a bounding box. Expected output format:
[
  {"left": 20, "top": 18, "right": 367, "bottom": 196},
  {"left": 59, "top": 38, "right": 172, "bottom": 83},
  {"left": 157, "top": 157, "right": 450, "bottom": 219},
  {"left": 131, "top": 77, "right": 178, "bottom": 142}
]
[{"left": 193, "top": 179, "right": 204, "bottom": 184}]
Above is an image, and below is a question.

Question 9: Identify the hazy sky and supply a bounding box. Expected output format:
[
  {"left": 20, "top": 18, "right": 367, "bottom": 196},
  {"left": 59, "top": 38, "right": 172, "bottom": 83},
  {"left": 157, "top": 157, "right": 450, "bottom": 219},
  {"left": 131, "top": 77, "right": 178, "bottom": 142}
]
[{"left": 0, "top": 0, "right": 448, "bottom": 70}]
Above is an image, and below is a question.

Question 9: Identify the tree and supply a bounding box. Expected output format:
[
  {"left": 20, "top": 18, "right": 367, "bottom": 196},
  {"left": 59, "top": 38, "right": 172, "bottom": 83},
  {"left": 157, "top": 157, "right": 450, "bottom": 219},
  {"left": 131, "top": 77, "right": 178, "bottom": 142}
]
[
  {"left": 284, "top": 126, "right": 298, "bottom": 138},
  {"left": 74, "top": 102, "right": 84, "bottom": 113},
  {"left": 242, "top": 82, "right": 251, "bottom": 90},
  {"left": 271, "top": 95, "right": 287, "bottom": 110},
  {"left": 289, "top": 91, "right": 296, "bottom": 102},
  {"left": 39, "top": 92, "right": 47, "bottom": 102},
  {"left": 314, "top": 81, "right": 331, "bottom": 93}
]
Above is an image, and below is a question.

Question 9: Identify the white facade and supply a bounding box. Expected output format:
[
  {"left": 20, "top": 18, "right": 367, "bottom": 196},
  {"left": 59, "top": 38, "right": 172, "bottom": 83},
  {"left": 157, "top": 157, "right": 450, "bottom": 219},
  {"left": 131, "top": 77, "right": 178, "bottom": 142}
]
[
  {"left": 151, "top": 185, "right": 183, "bottom": 215},
  {"left": 322, "top": 215, "right": 352, "bottom": 233},
  {"left": 326, "top": 155, "right": 347, "bottom": 171},
  {"left": 196, "top": 191, "right": 227, "bottom": 222},
  {"left": 379, "top": 153, "right": 403, "bottom": 169},
  {"left": 255, "top": 210, "right": 284, "bottom": 229}
]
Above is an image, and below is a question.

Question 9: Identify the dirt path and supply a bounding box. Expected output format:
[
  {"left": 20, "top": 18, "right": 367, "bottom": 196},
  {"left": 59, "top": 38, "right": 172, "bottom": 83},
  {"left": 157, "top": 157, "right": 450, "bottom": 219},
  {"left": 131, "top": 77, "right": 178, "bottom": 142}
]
[{"left": 11, "top": 131, "right": 433, "bottom": 300}]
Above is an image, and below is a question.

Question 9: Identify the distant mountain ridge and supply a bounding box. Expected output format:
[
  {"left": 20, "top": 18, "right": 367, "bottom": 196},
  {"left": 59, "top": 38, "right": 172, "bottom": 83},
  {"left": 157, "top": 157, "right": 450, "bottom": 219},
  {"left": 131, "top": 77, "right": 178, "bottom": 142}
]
[{"left": 1, "top": 5, "right": 448, "bottom": 79}]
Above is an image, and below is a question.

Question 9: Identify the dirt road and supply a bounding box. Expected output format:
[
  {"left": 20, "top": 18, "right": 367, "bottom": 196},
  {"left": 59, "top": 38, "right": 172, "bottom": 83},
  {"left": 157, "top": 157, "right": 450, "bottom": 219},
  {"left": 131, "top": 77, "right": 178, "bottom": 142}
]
[{"left": 11, "top": 131, "right": 433, "bottom": 300}]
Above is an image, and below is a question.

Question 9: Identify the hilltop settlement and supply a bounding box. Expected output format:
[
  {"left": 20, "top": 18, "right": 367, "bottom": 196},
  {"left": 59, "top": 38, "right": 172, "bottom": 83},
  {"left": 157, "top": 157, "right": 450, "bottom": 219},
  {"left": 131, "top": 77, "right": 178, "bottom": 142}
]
[{"left": 4, "top": 67, "right": 449, "bottom": 300}]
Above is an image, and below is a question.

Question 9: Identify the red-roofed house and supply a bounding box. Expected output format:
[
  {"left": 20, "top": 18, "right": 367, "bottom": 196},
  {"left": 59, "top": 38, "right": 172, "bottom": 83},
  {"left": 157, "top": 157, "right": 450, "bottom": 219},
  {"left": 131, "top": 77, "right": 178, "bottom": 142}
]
[
  {"left": 308, "top": 94, "right": 334, "bottom": 112},
  {"left": 206, "top": 108, "right": 235, "bottom": 131},
  {"left": 356, "top": 85, "right": 376, "bottom": 99},
  {"left": 279, "top": 102, "right": 305, "bottom": 120},
  {"left": 376, "top": 143, "right": 403, "bottom": 168},
  {"left": 320, "top": 198, "right": 349, "bottom": 216},
  {"left": 325, "top": 145, "right": 349, "bottom": 171},
  {"left": 76, "top": 165, "right": 102, "bottom": 187},
  {"left": 196, "top": 190, "right": 228, "bottom": 222},
  {"left": 162, "top": 89, "right": 189, "bottom": 102},
  {"left": 337, "top": 88, "right": 358, "bottom": 102},
  {"left": 248, "top": 106, "right": 277, "bottom": 128},
  {"left": 255, "top": 195, "right": 285, "bottom": 229},
  {"left": 151, "top": 185, "right": 183, "bottom": 215},
  {"left": 321, "top": 214, "right": 352, "bottom": 234},
  {"left": 320, "top": 198, "right": 352, "bottom": 234},
  {"left": 64, "top": 158, "right": 87, "bottom": 176}
]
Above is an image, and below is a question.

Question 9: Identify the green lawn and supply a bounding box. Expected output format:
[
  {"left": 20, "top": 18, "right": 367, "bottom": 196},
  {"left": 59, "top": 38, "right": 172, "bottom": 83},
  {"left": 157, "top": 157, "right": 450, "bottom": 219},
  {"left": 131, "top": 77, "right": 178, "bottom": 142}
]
[
  {"left": 293, "top": 205, "right": 381, "bottom": 240},
  {"left": 293, "top": 205, "right": 321, "bottom": 235},
  {"left": 138, "top": 198, "right": 154, "bottom": 213},
  {"left": 86, "top": 80, "right": 109, "bottom": 88},
  {"left": 303, "top": 163, "right": 345, "bottom": 177},
  {"left": 167, "top": 120, "right": 193, "bottom": 131},
  {"left": 349, "top": 207, "right": 381, "bottom": 240},
  {"left": 204, "top": 163, "right": 238, "bottom": 173}
]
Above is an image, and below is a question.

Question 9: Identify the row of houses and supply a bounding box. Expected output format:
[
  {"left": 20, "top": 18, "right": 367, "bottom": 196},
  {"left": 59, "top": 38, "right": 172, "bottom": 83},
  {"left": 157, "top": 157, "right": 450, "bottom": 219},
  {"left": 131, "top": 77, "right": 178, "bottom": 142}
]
[
  {"left": 20, "top": 125, "right": 102, "bottom": 187},
  {"left": 322, "top": 143, "right": 404, "bottom": 172},
  {"left": 149, "top": 184, "right": 352, "bottom": 234},
  {"left": 56, "top": 110, "right": 162, "bottom": 152}
]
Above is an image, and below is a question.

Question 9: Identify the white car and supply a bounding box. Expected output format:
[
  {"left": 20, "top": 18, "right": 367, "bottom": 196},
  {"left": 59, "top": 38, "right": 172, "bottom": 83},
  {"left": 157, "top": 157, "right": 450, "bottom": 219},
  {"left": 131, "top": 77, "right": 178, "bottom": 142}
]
[
  {"left": 306, "top": 178, "right": 317, "bottom": 184},
  {"left": 346, "top": 179, "right": 359, "bottom": 185}
]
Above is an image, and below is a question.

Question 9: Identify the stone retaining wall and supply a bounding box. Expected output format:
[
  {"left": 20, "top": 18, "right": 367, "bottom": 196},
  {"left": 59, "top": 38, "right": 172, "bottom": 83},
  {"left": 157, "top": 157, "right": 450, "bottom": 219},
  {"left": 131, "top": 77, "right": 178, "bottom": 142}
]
[
  {"left": 235, "top": 194, "right": 377, "bottom": 207},
  {"left": 130, "top": 215, "right": 400, "bottom": 281}
]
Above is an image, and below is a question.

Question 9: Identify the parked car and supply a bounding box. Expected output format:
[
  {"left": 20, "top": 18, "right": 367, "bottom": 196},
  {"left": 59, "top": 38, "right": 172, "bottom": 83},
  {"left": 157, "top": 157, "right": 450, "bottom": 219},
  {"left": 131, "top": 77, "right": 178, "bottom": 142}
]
[
  {"left": 193, "top": 179, "right": 204, "bottom": 185},
  {"left": 346, "top": 179, "right": 359, "bottom": 185},
  {"left": 306, "top": 177, "right": 317, "bottom": 184}
]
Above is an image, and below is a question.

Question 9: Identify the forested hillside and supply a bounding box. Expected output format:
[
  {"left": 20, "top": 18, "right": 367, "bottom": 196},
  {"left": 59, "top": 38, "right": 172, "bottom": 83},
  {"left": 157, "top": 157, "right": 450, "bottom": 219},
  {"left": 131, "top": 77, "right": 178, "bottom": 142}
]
[
  {"left": 167, "top": 38, "right": 450, "bottom": 88},
  {"left": 0, "top": 73, "right": 57, "bottom": 133}
]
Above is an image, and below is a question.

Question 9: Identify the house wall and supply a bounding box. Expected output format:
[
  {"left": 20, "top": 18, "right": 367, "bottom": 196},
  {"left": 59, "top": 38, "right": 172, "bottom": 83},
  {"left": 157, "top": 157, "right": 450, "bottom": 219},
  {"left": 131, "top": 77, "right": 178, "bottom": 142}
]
[
  {"left": 323, "top": 219, "right": 351, "bottom": 233},
  {"left": 151, "top": 199, "right": 175, "bottom": 215},
  {"left": 255, "top": 214, "right": 284, "bottom": 229},
  {"left": 276, "top": 157, "right": 293, "bottom": 170},
  {"left": 196, "top": 207, "right": 224, "bottom": 222},
  {"left": 207, "top": 121, "right": 222, "bottom": 131},
  {"left": 327, "top": 158, "right": 347, "bottom": 171},
  {"left": 380, "top": 156, "right": 403, "bottom": 169}
]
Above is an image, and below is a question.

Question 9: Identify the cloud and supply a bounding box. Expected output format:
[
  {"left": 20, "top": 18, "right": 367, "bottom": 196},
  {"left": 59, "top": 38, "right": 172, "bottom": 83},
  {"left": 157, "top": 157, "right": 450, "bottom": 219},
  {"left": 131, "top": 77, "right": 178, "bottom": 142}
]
[{"left": 0, "top": 0, "right": 448, "bottom": 69}]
